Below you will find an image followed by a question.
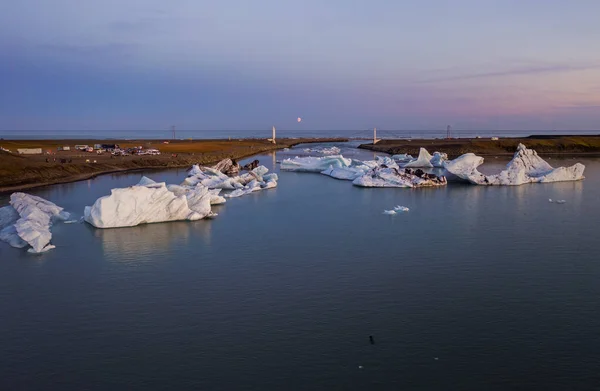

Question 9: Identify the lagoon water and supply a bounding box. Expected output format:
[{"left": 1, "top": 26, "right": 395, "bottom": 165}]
[{"left": 1, "top": 143, "right": 600, "bottom": 390}]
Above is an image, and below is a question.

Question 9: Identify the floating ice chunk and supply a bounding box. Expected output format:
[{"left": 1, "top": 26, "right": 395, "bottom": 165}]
[
  {"left": 0, "top": 224, "right": 28, "bottom": 248},
  {"left": 444, "top": 144, "right": 585, "bottom": 186},
  {"left": 212, "top": 158, "right": 240, "bottom": 177},
  {"left": 137, "top": 176, "right": 157, "bottom": 186},
  {"left": 0, "top": 205, "right": 19, "bottom": 230},
  {"left": 303, "top": 146, "right": 341, "bottom": 155},
  {"left": 383, "top": 210, "right": 397, "bottom": 215},
  {"left": 84, "top": 182, "right": 210, "bottom": 228},
  {"left": 280, "top": 155, "right": 352, "bottom": 172},
  {"left": 555, "top": 200, "right": 566, "bottom": 204},
  {"left": 430, "top": 152, "right": 448, "bottom": 168},
  {"left": 403, "top": 148, "right": 434, "bottom": 168},
  {"left": 391, "top": 153, "right": 414, "bottom": 163},
  {"left": 394, "top": 206, "right": 410, "bottom": 212},
  {"left": 353, "top": 167, "right": 447, "bottom": 188},
  {"left": 548, "top": 198, "right": 553, "bottom": 203},
  {"left": 321, "top": 166, "right": 365, "bottom": 181},
  {"left": 0, "top": 193, "right": 68, "bottom": 253}
]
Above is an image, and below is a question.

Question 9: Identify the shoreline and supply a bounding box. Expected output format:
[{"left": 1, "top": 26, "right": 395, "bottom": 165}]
[
  {"left": 359, "top": 135, "right": 600, "bottom": 158},
  {"left": 0, "top": 137, "right": 347, "bottom": 193}
]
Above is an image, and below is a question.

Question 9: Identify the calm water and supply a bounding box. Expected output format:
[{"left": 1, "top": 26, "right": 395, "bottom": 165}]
[
  {"left": 1, "top": 143, "right": 600, "bottom": 390},
  {"left": 2, "top": 128, "right": 600, "bottom": 140}
]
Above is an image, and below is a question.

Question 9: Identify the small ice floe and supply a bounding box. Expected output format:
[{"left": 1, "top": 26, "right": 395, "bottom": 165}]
[
  {"left": 394, "top": 205, "right": 410, "bottom": 212},
  {"left": 64, "top": 220, "right": 79, "bottom": 224},
  {"left": 548, "top": 199, "right": 566, "bottom": 204},
  {"left": 383, "top": 210, "right": 397, "bottom": 215}
]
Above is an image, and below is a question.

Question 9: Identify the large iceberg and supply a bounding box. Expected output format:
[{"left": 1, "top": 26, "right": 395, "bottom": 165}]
[
  {"left": 183, "top": 161, "right": 278, "bottom": 199},
  {"left": 0, "top": 193, "right": 69, "bottom": 253},
  {"left": 444, "top": 144, "right": 585, "bottom": 186},
  {"left": 280, "top": 155, "right": 353, "bottom": 172},
  {"left": 403, "top": 148, "right": 434, "bottom": 168},
  {"left": 391, "top": 148, "right": 448, "bottom": 168},
  {"left": 320, "top": 156, "right": 396, "bottom": 181},
  {"left": 84, "top": 180, "right": 213, "bottom": 228},
  {"left": 353, "top": 167, "right": 447, "bottom": 188}
]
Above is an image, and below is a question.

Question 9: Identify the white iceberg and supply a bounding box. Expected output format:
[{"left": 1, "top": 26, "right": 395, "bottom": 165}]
[
  {"left": 303, "top": 146, "right": 341, "bottom": 155},
  {"left": 0, "top": 193, "right": 69, "bottom": 253},
  {"left": 321, "top": 166, "right": 365, "bottom": 181},
  {"left": 444, "top": 144, "right": 585, "bottom": 186},
  {"left": 430, "top": 152, "right": 448, "bottom": 168},
  {"left": 184, "top": 162, "right": 278, "bottom": 199},
  {"left": 84, "top": 180, "right": 212, "bottom": 229},
  {"left": 353, "top": 167, "right": 447, "bottom": 188},
  {"left": 280, "top": 155, "right": 352, "bottom": 172},
  {"left": 320, "top": 156, "right": 393, "bottom": 181},
  {"left": 403, "top": 148, "right": 434, "bottom": 168},
  {"left": 394, "top": 205, "right": 410, "bottom": 212},
  {"left": 391, "top": 153, "right": 414, "bottom": 163},
  {"left": 383, "top": 210, "right": 397, "bottom": 215},
  {"left": 391, "top": 149, "right": 447, "bottom": 168}
]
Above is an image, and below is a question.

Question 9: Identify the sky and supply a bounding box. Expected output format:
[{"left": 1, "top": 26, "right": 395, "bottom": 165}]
[{"left": 1, "top": 0, "right": 600, "bottom": 132}]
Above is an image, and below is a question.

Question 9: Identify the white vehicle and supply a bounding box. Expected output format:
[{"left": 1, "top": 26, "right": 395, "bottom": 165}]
[{"left": 146, "top": 149, "right": 161, "bottom": 155}]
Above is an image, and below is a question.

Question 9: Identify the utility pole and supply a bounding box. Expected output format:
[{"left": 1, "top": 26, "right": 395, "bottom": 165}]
[
  {"left": 171, "top": 126, "right": 176, "bottom": 140},
  {"left": 446, "top": 125, "right": 452, "bottom": 139}
]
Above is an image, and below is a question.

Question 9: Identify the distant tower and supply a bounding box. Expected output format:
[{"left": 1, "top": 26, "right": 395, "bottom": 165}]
[
  {"left": 171, "top": 125, "right": 176, "bottom": 140},
  {"left": 446, "top": 125, "right": 452, "bottom": 139},
  {"left": 373, "top": 127, "right": 379, "bottom": 144},
  {"left": 271, "top": 126, "right": 276, "bottom": 144}
]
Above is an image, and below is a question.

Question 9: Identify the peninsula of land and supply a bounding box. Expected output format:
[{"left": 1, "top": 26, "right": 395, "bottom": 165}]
[
  {"left": 0, "top": 138, "right": 347, "bottom": 192},
  {"left": 360, "top": 135, "right": 600, "bottom": 158}
]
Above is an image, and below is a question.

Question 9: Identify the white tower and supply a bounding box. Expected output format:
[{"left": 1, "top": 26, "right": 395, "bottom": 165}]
[
  {"left": 271, "top": 126, "right": 276, "bottom": 144},
  {"left": 373, "top": 127, "right": 379, "bottom": 144}
]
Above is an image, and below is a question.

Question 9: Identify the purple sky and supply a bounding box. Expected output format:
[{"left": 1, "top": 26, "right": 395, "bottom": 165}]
[{"left": 1, "top": 0, "right": 600, "bottom": 132}]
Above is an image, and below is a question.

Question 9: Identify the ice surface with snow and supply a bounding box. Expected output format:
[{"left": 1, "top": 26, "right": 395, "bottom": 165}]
[
  {"left": 403, "top": 148, "right": 434, "bottom": 168},
  {"left": 444, "top": 144, "right": 585, "bottom": 186},
  {"left": 183, "top": 160, "right": 278, "bottom": 199},
  {"left": 0, "top": 193, "right": 69, "bottom": 253},
  {"left": 280, "top": 155, "right": 353, "bottom": 172},
  {"left": 391, "top": 148, "right": 447, "bottom": 168},
  {"left": 391, "top": 153, "right": 414, "bottom": 163},
  {"left": 84, "top": 180, "right": 212, "bottom": 228},
  {"left": 303, "top": 146, "right": 341, "bottom": 155},
  {"left": 353, "top": 167, "right": 447, "bottom": 188},
  {"left": 383, "top": 210, "right": 397, "bottom": 215}
]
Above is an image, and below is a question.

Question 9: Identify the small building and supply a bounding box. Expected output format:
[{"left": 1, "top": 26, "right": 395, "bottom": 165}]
[
  {"left": 57, "top": 146, "right": 71, "bottom": 151},
  {"left": 74, "top": 145, "right": 89, "bottom": 151},
  {"left": 94, "top": 144, "right": 103, "bottom": 150},
  {"left": 17, "top": 148, "right": 42, "bottom": 155}
]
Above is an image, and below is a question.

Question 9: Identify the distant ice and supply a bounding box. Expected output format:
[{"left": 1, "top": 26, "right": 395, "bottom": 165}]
[
  {"left": 303, "top": 146, "right": 341, "bottom": 155},
  {"left": 444, "top": 144, "right": 585, "bottom": 185}
]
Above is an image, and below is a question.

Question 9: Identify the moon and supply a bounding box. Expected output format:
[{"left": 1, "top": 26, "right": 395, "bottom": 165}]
[{"left": 297, "top": 117, "right": 302, "bottom": 123}]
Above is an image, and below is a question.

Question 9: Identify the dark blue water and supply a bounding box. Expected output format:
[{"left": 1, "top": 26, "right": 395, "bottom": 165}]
[{"left": 1, "top": 144, "right": 600, "bottom": 390}]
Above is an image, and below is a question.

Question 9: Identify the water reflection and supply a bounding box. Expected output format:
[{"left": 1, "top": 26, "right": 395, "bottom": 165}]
[{"left": 94, "top": 219, "right": 213, "bottom": 263}]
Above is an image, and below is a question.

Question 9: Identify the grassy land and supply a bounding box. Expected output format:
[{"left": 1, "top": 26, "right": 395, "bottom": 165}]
[
  {"left": 0, "top": 138, "right": 347, "bottom": 193},
  {"left": 359, "top": 135, "right": 600, "bottom": 157}
]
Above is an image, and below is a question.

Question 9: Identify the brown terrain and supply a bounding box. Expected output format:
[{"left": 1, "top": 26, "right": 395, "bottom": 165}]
[
  {"left": 0, "top": 138, "right": 347, "bottom": 193},
  {"left": 359, "top": 135, "right": 600, "bottom": 158}
]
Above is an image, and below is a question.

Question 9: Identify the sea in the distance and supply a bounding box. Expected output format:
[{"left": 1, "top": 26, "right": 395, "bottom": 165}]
[
  {"left": 1, "top": 128, "right": 600, "bottom": 140},
  {"left": 1, "top": 142, "right": 599, "bottom": 390}
]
